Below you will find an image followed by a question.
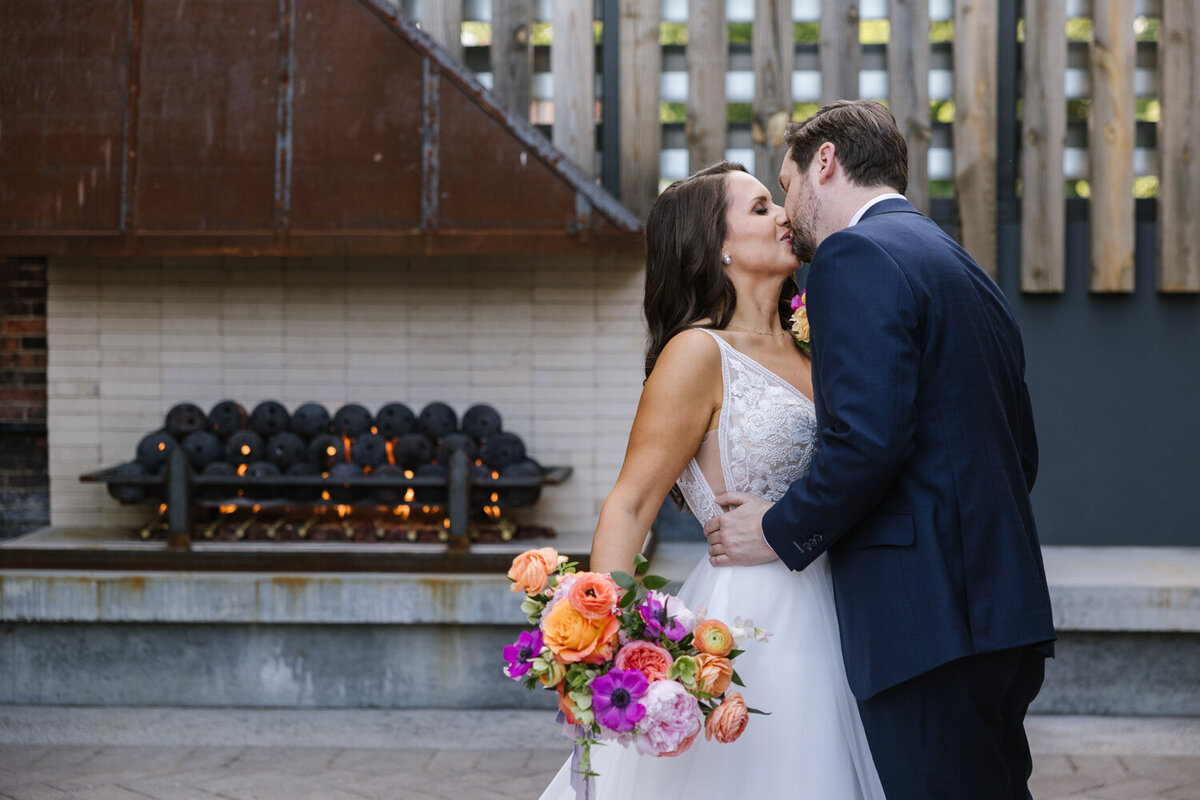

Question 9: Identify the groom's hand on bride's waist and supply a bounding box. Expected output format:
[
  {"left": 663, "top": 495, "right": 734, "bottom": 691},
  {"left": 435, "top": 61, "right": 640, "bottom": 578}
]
[{"left": 704, "top": 493, "right": 779, "bottom": 567}]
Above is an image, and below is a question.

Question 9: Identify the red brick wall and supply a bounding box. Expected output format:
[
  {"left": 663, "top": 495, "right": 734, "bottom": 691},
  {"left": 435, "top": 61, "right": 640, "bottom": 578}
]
[{"left": 0, "top": 256, "right": 49, "bottom": 539}]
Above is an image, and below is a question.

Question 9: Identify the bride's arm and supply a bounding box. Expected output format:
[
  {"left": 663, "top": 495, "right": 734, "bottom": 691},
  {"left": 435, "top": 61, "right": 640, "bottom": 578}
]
[{"left": 589, "top": 330, "right": 722, "bottom": 575}]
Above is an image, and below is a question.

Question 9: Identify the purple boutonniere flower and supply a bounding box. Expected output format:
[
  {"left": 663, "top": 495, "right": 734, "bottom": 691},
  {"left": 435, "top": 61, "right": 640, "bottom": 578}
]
[{"left": 502, "top": 629, "right": 544, "bottom": 679}]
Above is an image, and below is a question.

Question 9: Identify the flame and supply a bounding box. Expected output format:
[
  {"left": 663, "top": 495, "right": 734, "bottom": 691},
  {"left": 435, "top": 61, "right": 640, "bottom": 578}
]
[
  {"left": 252, "top": 504, "right": 261, "bottom": 514},
  {"left": 240, "top": 444, "right": 251, "bottom": 456},
  {"left": 403, "top": 470, "right": 414, "bottom": 479},
  {"left": 157, "top": 442, "right": 166, "bottom": 451},
  {"left": 336, "top": 504, "right": 352, "bottom": 518},
  {"left": 158, "top": 503, "right": 168, "bottom": 515},
  {"left": 392, "top": 504, "right": 411, "bottom": 521},
  {"left": 403, "top": 487, "right": 415, "bottom": 502},
  {"left": 371, "top": 426, "right": 378, "bottom": 435},
  {"left": 385, "top": 439, "right": 396, "bottom": 465},
  {"left": 219, "top": 504, "right": 237, "bottom": 514},
  {"left": 422, "top": 505, "right": 431, "bottom": 513},
  {"left": 342, "top": 435, "right": 352, "bottom": 461},
  {"left": 490, "top": 492, "right": 499, "bottom": 503},
  {"left": 321, "top": 490, "right": 331, "bottom": 501},
  {"left": 484, "top": 505, "right": 501, "bottom": 520},
  {"left": 326, "top": 445, "right": 337, "bottom": 457},
  {"left": 475, "top": 458, "right": 483, "bottom": 466},
  {"left": 442, "top": 518, "right": 451, "bottom": 529},
  {"left": 491, "top": 471, "right": 500, "bottom": 480},
  {"left": 237, "top": 463, "right": 248, "bottom": 476}
]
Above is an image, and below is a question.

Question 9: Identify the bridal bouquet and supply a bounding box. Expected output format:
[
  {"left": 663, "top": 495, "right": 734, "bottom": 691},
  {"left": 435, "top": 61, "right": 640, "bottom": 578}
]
[{"left": 502, "top": 547, "right": 767, "bottom": 788}]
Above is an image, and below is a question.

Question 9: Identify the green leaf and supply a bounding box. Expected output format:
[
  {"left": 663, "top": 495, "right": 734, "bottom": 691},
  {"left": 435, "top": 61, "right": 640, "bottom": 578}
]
[
  {"left": 730, "top": 670, "right": 745, "bottom": 687},
  {"left": 747, "top": 707, "right": 771, "bottom": 715},
  {"left": 727, "top": 648, "right": 744, "bottom": 659},
  {"left": 609, "top": 570, "right": 636, "bottom": 592},
  {"left": 618, "top": 589, "right": 637, "bottom": 608},
  {"left": 633, "top": 553, "right": 649, "bottom": 575},
  {"left": 642, "top": 575, "right": 671, "bottom": 590}
]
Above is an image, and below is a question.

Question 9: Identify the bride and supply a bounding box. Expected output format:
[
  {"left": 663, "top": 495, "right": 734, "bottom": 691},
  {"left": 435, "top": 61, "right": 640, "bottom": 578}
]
[{"left": 539, "top": 162, "right": 885, "bottom": 799}]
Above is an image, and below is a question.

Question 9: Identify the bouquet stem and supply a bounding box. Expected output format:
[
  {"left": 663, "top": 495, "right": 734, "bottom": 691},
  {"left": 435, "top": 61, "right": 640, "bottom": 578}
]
[{"left": 569, "top": 723, "right": 596, "bottom": 799}]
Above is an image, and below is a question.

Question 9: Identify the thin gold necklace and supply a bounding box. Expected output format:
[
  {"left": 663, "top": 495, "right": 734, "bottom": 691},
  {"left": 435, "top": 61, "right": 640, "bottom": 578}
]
[{"left": 725, "top": 323, "right": 790, "bottom": 336}]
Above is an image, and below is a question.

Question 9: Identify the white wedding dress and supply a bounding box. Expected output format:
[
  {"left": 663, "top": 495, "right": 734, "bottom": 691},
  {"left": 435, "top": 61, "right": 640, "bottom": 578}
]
[{"left": 540, "top": 329, "right": 886, "bottom": 799}]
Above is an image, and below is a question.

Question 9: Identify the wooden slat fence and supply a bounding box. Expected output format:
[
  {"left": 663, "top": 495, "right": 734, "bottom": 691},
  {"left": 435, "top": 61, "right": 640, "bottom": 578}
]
[{"left": 399, "top": 0, "right": 1197, "bottom": 294}]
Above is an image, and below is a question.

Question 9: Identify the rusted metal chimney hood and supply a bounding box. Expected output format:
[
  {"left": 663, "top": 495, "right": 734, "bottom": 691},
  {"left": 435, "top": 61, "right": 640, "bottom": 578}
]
[{"left": 0, "top": 0, "right": 642, "bottom": 258}]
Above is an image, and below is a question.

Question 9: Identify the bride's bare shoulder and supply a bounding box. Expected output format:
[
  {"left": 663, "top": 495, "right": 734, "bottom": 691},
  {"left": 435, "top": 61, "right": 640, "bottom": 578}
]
[{"left": 651, "top": 328, "right": 722, "bottom": 384}]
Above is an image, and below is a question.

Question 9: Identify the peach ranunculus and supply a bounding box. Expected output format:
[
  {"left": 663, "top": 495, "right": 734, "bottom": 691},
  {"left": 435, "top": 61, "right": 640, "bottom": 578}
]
[
  {"left": 566, "top": 572, "right": 620, "bottom": 620},
  {"left": 693, "top": 619, "right": 735, "bottom": 656},
  {"left": 705, "top": 691, "right": 749, "bottom": 743},
  {"left": 695, "top": 653, "right": 734, "bottom": 696},
  {"left": 541, "top": 597, "right": 619, "bottom": 664},
  {"left": 557, "top": 684, "right": 580, "bottom": 725},
  {"left": 614, "top": 640, "right": 674, "bottom": 683},
  {"left": 507, "top": 547, "right": 567, "bottom": 595}
]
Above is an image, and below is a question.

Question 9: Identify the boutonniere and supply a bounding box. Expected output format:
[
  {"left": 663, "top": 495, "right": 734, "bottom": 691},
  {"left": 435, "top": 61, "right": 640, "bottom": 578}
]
[{"left": 789, "top": 292, "right": 810, "bottom": 354}]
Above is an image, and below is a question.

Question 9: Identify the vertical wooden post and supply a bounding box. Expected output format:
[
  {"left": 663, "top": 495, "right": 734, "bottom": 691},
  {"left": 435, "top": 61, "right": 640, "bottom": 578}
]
[
  {"left": 619, "top": 0, "right": 661, "bottom": 219},
  {"left": 1089, "top": 0, "right": 1136, "bottom": 293},
  {"left": 553, "top": 0, "right": 596, "bottom": 174},
  {"left": 687, "top": 0, "right": 728, "bottom": 172},
  {"left": 820, "top": 0, "right": 860, "bottom": 104},
  {"left": 888, "top": 0, "right": 931, "bottom": 214},
  {"left": 1158, "top": 0, "right": 1200, "bottom": 292},
  {"left": 1021, "top": 1, "right": 1066, "bottom": 293},
  {"left": 491, "top": 0, "right": 534, "bottom": 120},
  {"left": 421, "top": 0, "right": 462, "bottom": 62},
  {"left": 752, "top": 0, "right": 794, "bottom": 201},
  {"left": 953, "top": 0, "right": 998, "bottom": 278}
]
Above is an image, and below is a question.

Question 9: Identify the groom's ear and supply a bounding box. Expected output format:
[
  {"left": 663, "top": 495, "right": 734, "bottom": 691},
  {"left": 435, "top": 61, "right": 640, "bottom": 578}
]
[{"left": 815, "top": 142, "right": 837, "bottom": 183}]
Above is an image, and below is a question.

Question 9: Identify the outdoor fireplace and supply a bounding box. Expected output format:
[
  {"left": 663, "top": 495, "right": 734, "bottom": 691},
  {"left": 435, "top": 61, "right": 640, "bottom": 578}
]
[{"left": 84, "top": 399, "right": 569, "bottom": 550}]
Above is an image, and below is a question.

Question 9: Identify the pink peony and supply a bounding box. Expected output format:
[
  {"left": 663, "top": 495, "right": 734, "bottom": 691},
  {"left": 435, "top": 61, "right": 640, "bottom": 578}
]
[{"left": 634, "top": 680, "right": 705, "bottom": 757}]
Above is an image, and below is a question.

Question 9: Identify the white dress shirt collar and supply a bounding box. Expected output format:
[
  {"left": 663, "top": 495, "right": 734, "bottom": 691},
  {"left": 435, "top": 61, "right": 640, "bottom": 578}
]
[{"left": 848, "top": 192, "right": 908, "bottom": 227}]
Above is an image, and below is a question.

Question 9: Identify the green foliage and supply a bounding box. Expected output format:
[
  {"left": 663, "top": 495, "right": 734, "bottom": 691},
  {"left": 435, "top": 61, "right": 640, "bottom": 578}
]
[
  {"left": 1134, "top": 16, "right": 1159, "bottom": 41},
  {"left": 795, "top": 22, "right": 819, "bottom": 44},
  {"left": 791, "top": 102, "right": 821, "bottom": 122},
  {"left": 729, "top": 22, "right": 751, "bottom": 44},
  {"left": 930, "top": 20, "right": 954, "bottom": 43},
  {"left": 661, "top": 21, "right": 687, "bottom": 46},
  {"left": 1134, "top": 176, "right": 1159, "bottom": 199},
  {"left": 1066, "top": 17, "right": 1092, "bottom": 41},
  {"left": 932, "top": 99, "right": 956, "bottom": 124},
  {"left": 642, "top": 574, "right": 671, "bottom": 590},
  {"left": 661, "top": 102, "right": 687, "bottom": 124},
  {"left": 860, "top": 19, "right": 888, "bottom": 45},
  {"left": 633, "top": 552, "right": 649, "bottom": 575}
]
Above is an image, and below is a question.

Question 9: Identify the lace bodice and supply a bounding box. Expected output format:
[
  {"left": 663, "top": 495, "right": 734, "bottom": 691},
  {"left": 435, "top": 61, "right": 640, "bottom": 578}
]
[{"left": 676, "top": 329, "right": 818, "bottom": 524}]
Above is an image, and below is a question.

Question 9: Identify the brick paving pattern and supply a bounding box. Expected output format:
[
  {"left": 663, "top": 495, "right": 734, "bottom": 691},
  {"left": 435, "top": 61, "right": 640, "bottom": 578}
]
[
  {"left": 5, "top": 744, "right": 1200, "bottom": 799},
  {"left": 1, "top": 710, "right": 1198, "bottom": 799}
]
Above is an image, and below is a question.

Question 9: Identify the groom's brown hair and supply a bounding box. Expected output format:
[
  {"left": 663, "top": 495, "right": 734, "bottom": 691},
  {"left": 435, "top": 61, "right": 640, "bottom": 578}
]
[{"left": 785, "top": 100, "right": 908, "bottom": 194}]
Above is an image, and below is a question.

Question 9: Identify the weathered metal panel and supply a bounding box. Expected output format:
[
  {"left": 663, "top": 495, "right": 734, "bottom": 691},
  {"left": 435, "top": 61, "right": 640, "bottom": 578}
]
[
  {"left": 0, "top": 1, "right": 129, "bottom": 232},
  {"left": 437, "top": 84, "right": 580, "bottom": 231},
  {"left": 289, "top": 0, "right": 425, "bottom": 231},
  {"left": 0, "top": 0, "right": 641, "bottom": 256},
  {"left": 135, "top": 0, "right": 279, "bottom": 231}
]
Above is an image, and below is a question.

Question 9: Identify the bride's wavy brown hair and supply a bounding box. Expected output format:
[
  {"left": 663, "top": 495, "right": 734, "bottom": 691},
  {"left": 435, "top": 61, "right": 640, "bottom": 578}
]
[{"left": 642, "top": 161, "right": 800, "bottom": 378}]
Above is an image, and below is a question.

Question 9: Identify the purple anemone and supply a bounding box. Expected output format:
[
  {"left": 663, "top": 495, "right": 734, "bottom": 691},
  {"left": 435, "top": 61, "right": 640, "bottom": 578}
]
[
  {"left": 591, "top": 668, "right": 648, "bottom": 733},
  {"left": 502, "top": 629, "right": 544, "bottom": 679}
]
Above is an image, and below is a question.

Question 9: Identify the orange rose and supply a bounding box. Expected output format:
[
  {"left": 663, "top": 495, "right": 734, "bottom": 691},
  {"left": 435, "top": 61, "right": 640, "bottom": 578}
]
[
  {"left": 705, "top": 691, "right": 749, "bottom": 743},
  {"left": 566, "top": 572, "right": 620, "bottom": 620},
  {"left": 614, "top": 640, "right": 673, "bottom": 682},
  {"left": 693, "top": 619, "right": 734, "bottom": 656},
  {"left": 507, "top": 547, "right": 566, "bottom": 595},
  {"left": 541, "top": 599, "right": 619, "bottom": 664},
  {"left": 695, "top": 653, "right": 733, "bottom": 696}
]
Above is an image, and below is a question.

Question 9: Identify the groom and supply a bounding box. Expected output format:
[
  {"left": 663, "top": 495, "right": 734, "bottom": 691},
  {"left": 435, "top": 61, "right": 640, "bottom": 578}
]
[{"left": 703, "top": 100, "right": 1056, "bottom": 799}]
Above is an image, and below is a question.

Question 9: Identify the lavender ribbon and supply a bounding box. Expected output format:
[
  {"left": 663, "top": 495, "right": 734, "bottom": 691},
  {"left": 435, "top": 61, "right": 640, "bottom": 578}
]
[{"left": 557, "top": 713, "right": 594, "bottom": 799}]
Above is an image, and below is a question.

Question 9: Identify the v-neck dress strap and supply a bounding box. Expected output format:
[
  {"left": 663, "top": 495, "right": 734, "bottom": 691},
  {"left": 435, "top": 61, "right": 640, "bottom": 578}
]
[{"left": 674, "top": 328, "right": 819, "bottom": 525}]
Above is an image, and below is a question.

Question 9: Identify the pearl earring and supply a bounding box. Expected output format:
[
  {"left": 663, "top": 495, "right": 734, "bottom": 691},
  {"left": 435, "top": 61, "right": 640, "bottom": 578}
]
[{"left": 721, "top": 253, "right": 731, "bottom": 265}]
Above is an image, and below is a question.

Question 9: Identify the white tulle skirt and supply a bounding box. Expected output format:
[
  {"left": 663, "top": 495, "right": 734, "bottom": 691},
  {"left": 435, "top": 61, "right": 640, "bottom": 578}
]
[{"left": 538, "top": 554, "right": 886, "bottom": 800}]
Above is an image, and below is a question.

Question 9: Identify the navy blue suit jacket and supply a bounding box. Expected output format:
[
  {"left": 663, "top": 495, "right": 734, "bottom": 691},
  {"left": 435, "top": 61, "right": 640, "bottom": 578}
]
[{"left": 762, "top": 198, "right": 1056, "bottom": 701}]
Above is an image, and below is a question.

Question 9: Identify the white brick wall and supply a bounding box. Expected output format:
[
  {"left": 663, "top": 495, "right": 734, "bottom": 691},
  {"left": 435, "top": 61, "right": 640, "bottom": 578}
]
[{"left": 46, "top": 255, "right": 648, "bottom": 552}]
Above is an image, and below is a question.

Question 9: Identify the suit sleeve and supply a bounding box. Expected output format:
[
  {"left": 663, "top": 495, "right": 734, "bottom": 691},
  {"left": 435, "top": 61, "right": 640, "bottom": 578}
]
[{"left": 763, "top": 230, "right": 921, "bottom": 571}]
